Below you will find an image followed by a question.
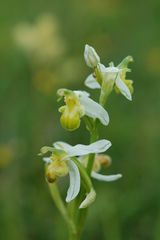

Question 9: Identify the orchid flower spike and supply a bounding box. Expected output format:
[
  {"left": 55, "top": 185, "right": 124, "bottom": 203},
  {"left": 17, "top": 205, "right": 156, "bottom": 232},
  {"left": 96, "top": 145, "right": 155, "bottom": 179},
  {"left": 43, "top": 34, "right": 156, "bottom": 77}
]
[
  {"left": 57, "top": 88, "right": 109, "bottom": 131},
  {"left": 40, "top": 139, "right": 111, "bottom": 203}
]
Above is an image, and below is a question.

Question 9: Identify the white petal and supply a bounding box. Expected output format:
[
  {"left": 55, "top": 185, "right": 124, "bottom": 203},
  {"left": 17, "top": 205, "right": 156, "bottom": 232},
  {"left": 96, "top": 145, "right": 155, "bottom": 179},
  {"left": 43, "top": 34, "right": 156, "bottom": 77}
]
[
  {"left": 66, "top": 161, "right": 81, "bottom": 202},
  {"left": 115, "top": 75, "right": 132, "bottom": 101},
  {"left": 91, "top": 171, "right": 122, "bottom": 182},
  {"left": 54, "top": 140, "right": 111, "bottom": 157},
  {"left": 43, "top": 157, "right": 52, "bottom": 164},
  {"left": 78, "top": 93, "right": 109, "bottom": 125},
  {"left": 84, "top": 74, "right": 101, "bottom": 89}
]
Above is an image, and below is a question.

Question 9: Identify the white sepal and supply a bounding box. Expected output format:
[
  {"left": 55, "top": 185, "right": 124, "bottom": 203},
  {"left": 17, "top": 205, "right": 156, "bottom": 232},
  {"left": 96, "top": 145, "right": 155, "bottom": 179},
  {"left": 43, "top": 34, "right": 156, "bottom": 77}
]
[
  {"left": 54, "top": 139, "right": 111, "bottom": 157},
  {"left": 53, "top": 141, "right": 71, "bottom": 151},
  {"left": 115, "top": 75, "right": 132, "bottom": 101},
  {"left": 91, "top": 171, "right": 122, "bottom": 182},
  {"left": 66, "top": 160, "right": 80, "bottom": 202},
  {"left": 85, "top": 74, "right": 101, "bottom": 89}
]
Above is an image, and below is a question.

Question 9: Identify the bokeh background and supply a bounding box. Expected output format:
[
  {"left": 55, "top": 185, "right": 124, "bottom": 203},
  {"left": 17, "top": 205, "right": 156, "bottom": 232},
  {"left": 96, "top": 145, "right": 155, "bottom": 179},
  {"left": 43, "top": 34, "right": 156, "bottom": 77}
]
[{"left": 0, "top": 0, "right": 160, "bottom": 239}]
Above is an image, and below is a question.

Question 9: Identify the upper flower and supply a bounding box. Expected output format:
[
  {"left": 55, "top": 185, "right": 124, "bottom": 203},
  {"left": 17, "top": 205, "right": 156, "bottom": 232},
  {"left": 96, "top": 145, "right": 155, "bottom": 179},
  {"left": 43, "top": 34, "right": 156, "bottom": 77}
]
[
  {"left": 57, "top": 89, "right": 109, "bottom": 131},
  {"left": 84, "top": 44, "right": 134, "bottom": 104}
]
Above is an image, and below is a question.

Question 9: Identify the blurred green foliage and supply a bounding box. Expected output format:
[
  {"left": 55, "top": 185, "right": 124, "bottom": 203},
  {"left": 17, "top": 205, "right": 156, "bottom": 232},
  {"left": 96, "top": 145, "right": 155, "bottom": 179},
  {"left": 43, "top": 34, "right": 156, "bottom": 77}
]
[{"left": 0, "top": 0, "right": 160, "bottom": 239}]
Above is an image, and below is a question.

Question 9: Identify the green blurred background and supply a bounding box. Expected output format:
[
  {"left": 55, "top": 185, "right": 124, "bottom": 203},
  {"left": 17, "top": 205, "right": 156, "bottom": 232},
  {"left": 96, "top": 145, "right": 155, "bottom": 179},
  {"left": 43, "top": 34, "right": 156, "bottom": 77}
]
[{"left": 0, "top": 0, "right": 160, "bottom": 239}]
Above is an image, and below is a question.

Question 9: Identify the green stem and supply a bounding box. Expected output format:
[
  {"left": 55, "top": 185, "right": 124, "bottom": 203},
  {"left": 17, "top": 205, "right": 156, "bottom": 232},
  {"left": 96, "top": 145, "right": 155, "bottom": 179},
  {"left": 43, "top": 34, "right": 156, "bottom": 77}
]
[
  {"left": 48, "top": 183, "right": 77, "bottom": 238},
  {"left": 69, "top": 231, "right": 80, "bottom": 240},
  {"left": 76, "top": 122, "right": 99, "bottom": 237},
  {"left": 87, "top": 122, "right": 99, "bottom": 175}
]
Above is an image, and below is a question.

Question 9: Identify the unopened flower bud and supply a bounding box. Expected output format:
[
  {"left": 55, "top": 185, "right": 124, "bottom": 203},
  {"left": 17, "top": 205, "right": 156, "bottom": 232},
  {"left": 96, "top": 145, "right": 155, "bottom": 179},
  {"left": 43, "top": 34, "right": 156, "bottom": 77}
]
[{"left": 84, "top": 44, "right": 100, "bottom": 68}]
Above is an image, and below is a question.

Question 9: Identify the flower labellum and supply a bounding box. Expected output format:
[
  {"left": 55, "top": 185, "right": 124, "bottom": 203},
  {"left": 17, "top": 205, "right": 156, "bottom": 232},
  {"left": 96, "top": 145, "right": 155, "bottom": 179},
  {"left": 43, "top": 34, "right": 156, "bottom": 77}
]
[{"left": 58, "top": 89, "right": 85, "bottom": 131}]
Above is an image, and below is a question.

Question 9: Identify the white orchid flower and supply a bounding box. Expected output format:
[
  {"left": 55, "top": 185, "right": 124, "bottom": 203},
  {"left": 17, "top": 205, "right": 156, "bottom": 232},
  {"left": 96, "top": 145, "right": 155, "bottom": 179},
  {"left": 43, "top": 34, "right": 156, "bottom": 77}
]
[
  {"left": 42, "top": 139, "right": 111, "bottom": 203},
  {"left": 84, "top": 46, "right": 133, "bottom": 101},
  {"left": 53, "top": 140, "right": 122, "bottom": 184},
  {"left": 57, "top": 89, "right": 109, "bottom": 131}
]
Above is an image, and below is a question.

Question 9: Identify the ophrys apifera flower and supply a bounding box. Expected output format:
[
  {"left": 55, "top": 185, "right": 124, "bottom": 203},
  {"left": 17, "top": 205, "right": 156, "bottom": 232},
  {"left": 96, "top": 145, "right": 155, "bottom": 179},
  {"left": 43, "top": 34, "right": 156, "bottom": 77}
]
[
  {"left": 40, "top": 139, "right": 111, "bottom": 204},
  {"left": 57, "top": 89, "right": 109, "bottom": 131},
  {"left": 84, "top": 45, "right": 133, "bottom": 105}
]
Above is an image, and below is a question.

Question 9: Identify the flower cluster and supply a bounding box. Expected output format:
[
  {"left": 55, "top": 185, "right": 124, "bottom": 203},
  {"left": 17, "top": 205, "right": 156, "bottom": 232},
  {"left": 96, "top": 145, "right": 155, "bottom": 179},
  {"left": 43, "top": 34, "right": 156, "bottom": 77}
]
[{"left": 39, "top": 44, "right": 133, "bottom": 210}]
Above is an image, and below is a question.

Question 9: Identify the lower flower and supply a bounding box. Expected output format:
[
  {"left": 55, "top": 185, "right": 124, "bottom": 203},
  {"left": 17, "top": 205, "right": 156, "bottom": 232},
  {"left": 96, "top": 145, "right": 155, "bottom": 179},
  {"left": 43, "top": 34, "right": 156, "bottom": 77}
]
[{"left": 40, "top": 139, "right": 122, "bottom": 207}]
